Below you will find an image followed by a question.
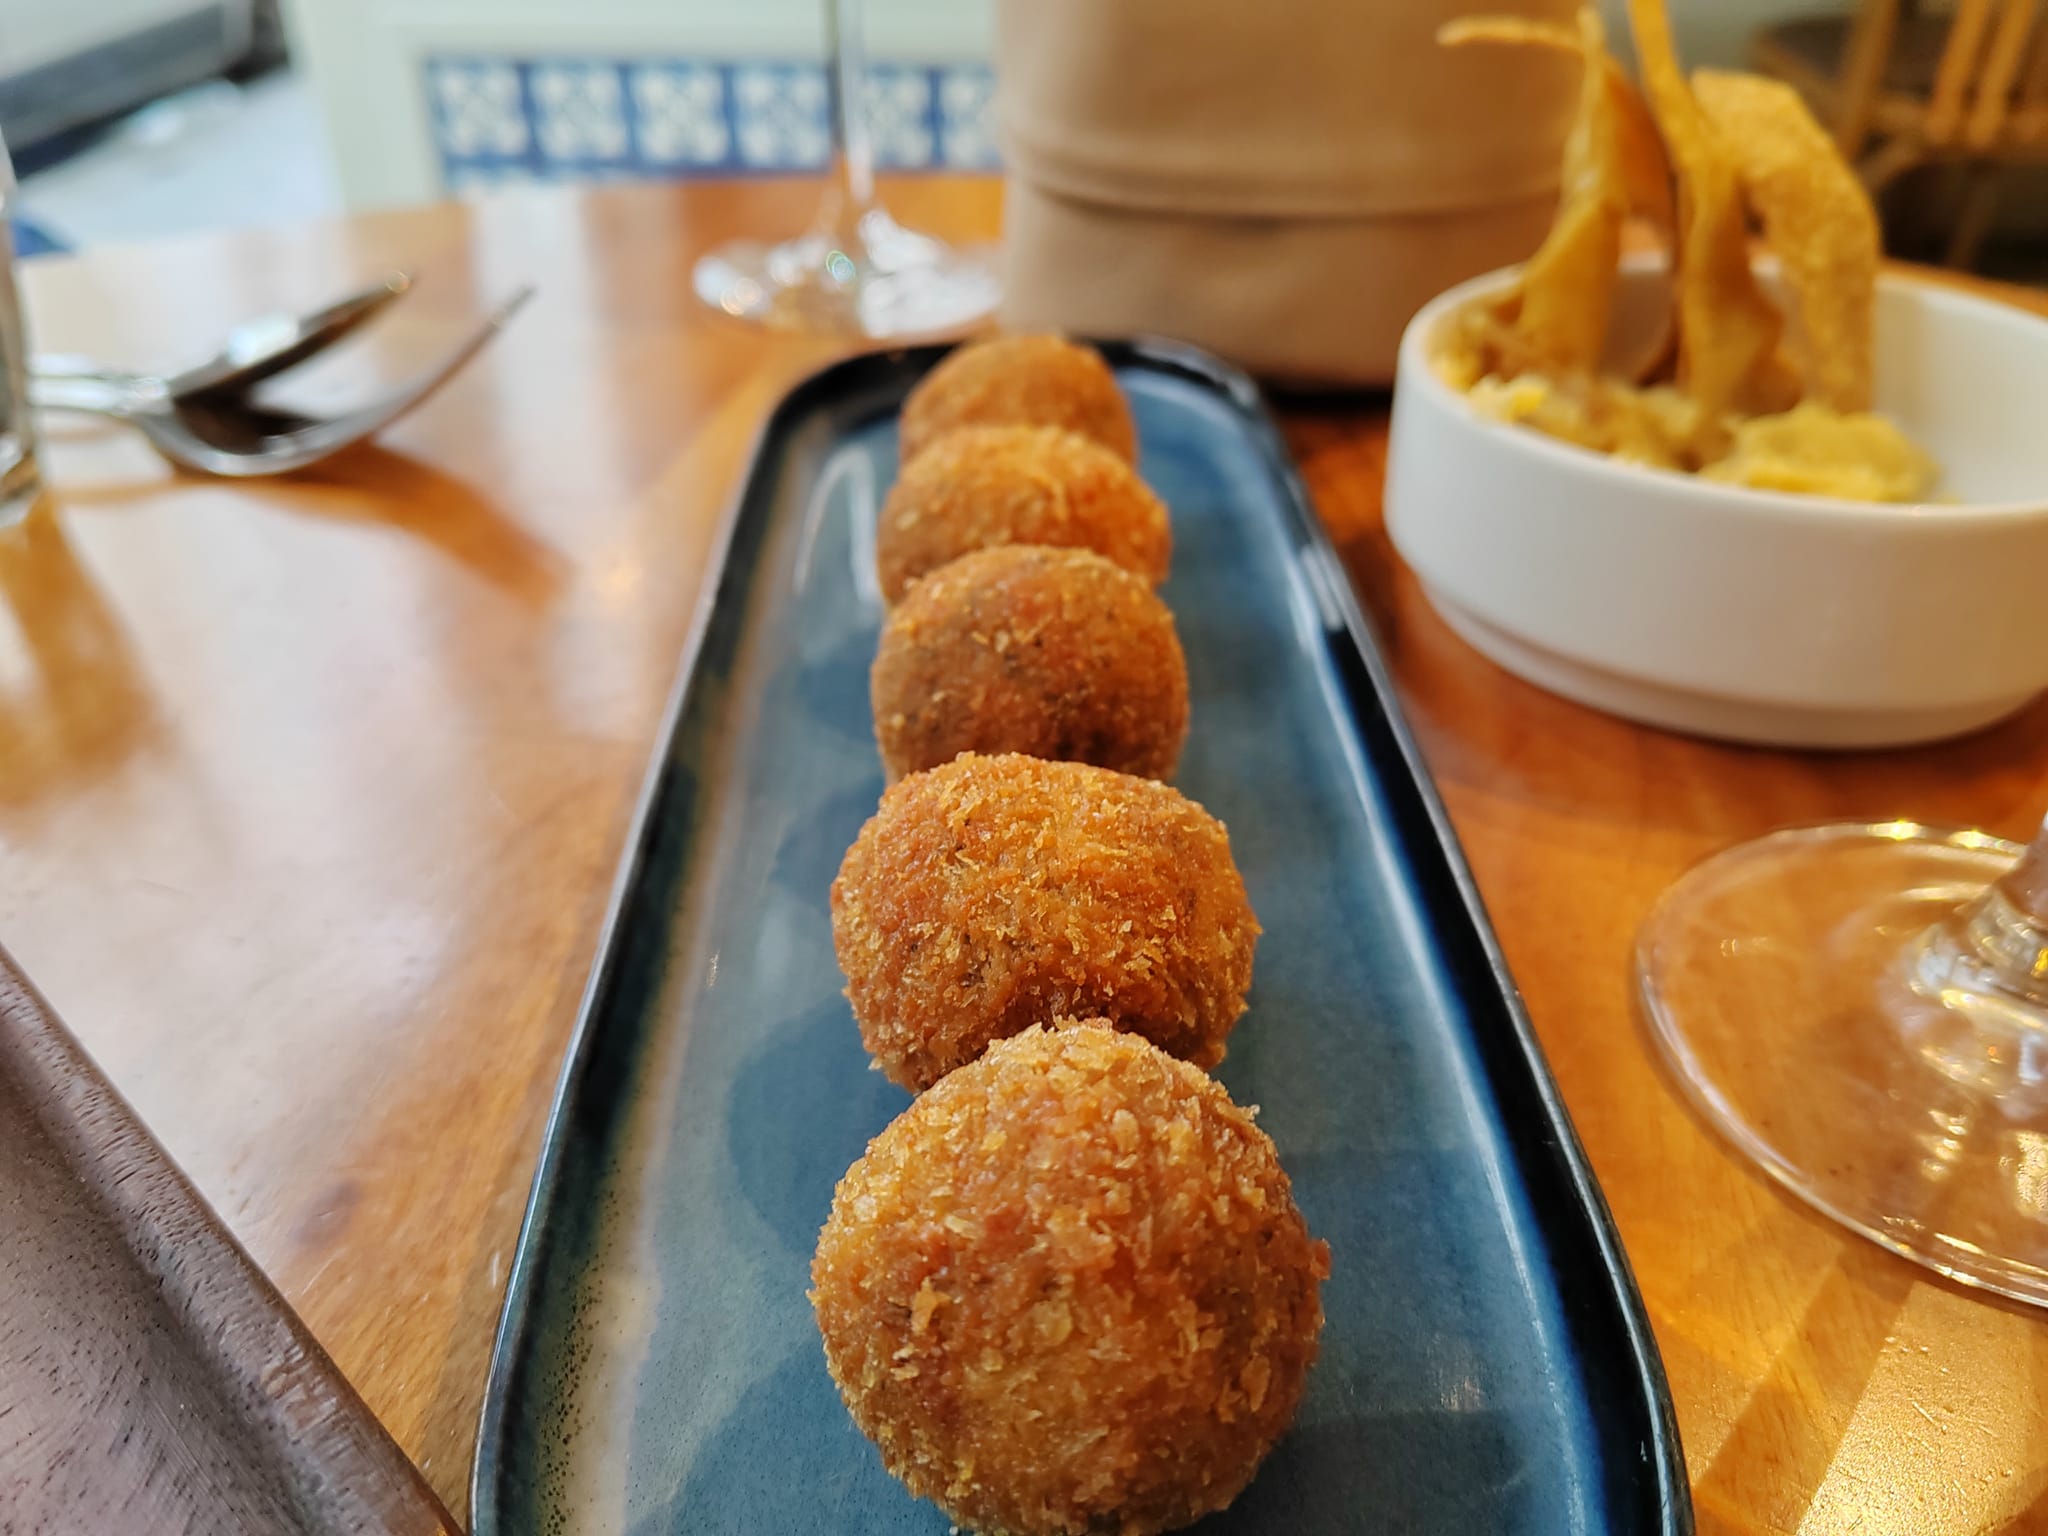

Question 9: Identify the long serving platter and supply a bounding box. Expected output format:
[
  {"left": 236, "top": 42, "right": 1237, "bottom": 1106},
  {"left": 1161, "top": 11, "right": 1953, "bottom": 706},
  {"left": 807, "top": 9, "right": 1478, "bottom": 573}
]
[{"left": 472, "top": 340, "right": 1691, "bottom": 1534}]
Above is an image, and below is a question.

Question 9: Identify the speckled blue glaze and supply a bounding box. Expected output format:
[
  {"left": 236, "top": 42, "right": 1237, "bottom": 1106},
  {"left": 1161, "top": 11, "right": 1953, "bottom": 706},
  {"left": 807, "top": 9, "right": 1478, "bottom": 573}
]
[{"left": 474, "top": 345, "right": 1690, "bottom": 1536}]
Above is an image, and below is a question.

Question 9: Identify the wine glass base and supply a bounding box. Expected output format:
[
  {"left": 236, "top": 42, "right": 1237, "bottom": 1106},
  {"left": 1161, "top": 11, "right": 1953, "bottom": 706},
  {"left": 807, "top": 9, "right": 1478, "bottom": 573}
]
[
  {"left": 1638, "top": 823, "right": 2048, "bottom": 1307},
  {"left": 693, "top": 209, "right": 998, "bottom": 341}
]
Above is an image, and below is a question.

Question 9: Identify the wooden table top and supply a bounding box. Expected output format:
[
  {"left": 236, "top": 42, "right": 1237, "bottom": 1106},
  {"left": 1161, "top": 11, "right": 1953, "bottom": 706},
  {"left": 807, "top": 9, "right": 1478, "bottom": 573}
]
[{"left": 4, "top": 176, "right": 2044, "bottom": 1533}]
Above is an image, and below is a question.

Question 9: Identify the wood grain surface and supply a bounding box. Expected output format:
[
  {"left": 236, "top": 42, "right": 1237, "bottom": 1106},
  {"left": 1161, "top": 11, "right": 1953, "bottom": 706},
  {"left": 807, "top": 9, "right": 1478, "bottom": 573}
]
[{"left": 0, "top": 177, "right": 2042, "bottom": 1533}]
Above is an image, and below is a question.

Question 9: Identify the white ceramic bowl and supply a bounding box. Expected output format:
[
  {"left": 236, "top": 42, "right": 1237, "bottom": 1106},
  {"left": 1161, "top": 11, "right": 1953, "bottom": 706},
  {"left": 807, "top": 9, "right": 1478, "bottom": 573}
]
[{"left": 1385, "top": 261, "right": 2048, "bottom": 747}]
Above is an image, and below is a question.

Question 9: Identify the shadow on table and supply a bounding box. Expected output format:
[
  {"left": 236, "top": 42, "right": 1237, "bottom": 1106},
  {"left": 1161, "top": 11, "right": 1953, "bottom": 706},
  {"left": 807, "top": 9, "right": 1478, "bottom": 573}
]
[
  {"left": 278, "top": 446, "right": 571, "bottom": 607},
  {"left": 0, "top": 498, "right": 161, "bottom": 810},
  {"left": 55, "top": 443, "right": 570, "bottom": 608},
  {"left": 1391, "top": 584, "right": 2048, "bottom": 844}
]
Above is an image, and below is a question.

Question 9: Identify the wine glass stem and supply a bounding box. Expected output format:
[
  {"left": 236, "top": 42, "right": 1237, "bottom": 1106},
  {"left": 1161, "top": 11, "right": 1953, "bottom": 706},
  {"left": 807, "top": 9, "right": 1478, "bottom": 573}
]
[
  {"left": 823, "top": 0, "right": 877, "bottom": 233},
  {"left": 2009, "top": 814, "right": 2048, "bottom": 918},
  {"left": 1938, "top": 811, "right": 2048, "bottom": 1011}
]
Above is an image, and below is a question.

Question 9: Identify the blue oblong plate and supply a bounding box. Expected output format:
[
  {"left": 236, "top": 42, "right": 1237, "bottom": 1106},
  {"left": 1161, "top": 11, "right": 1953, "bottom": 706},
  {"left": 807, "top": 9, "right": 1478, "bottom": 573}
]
[{"left": 472, "top": 341, "right": 1691, "bottom": 1535}]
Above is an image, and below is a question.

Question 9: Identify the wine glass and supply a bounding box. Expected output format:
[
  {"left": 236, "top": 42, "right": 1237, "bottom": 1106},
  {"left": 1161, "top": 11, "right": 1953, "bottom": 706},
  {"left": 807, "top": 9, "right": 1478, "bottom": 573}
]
[
  {"left": 693, "top": 0, "right": 1000, "bottom": 339},
  {"left": 1637, "top": 805, "right": 2048, "bottom": 1306},
  {"left": 0, "top": 132, "right": 41, "bottom": 527}
]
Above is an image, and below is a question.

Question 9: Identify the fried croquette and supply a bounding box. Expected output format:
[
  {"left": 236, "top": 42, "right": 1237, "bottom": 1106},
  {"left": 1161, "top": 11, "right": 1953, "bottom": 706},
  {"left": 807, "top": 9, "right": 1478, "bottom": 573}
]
[
  {"left": 900, "top": 334, "right": 1137, "bottom": 466},
  {"left": 873, "top": 545, "right": 1189, "bottom": 782},
  {"left": 830, "top": 753, "right": 1258, "bottom": 1091},
  {"left": 875, "top": 425, "right": 1171, "bottom": 605},
  {"left": 812, "top": 1021, "right": 1330, "bottom": 1536}
]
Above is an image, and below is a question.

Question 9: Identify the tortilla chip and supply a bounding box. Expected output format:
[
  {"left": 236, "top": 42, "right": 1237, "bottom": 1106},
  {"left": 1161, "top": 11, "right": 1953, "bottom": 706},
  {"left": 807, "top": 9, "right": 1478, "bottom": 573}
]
[
  {"left": 1625, "top": 0, "right": 1791, "bottom": 427},
  {"left": 1439, "top": 15, "right": 1579, "bottom": 49},
  {"left": 1432, "top": 2, "right": 1937, "bottom": 503},
  {"left": 1693, "top": 69, "right": 1880, "bottom": 412},
  {"left": 1439, "top": 9, "right": 1672, "bottom": 379},
  {"left": 1440, "top": 15, "right": 1673, "bottom": 230}
]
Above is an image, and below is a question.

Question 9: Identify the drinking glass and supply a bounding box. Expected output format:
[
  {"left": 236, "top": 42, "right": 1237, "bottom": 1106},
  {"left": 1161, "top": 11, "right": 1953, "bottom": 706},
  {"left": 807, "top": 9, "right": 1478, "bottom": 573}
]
[
  {"left": 693, "top": 0, "right": 999, "bottom": 339},
  {"left": 1638, "top": 806, "right": 2048, "bottom": 1305},
  {"left": 0, "top": 133, "right": 41, "bottom": 526}
]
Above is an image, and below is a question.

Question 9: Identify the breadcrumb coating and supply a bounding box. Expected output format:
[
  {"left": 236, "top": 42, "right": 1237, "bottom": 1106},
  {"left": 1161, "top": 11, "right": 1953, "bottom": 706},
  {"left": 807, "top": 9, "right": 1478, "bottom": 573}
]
[
  {"left": 901, "top": 335, "right": 1138, "bottom": 466},
  {"left": 812, "top": 1022, "right": 1330, "bottom": 1536},
  {"left": 875, "top": 426, "right": 1171, "bottom": 605},
  {"left": 873, "top": 545, "right": 1189, "bottom": 782},
  {"left": 830, "top": 753, "right": 1258, "bottom": 1091}
]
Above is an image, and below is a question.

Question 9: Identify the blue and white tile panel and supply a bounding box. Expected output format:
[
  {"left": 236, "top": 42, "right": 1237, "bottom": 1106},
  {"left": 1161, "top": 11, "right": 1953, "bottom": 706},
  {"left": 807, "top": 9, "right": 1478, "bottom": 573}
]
[{"left": 427, "top": 57, "right": 1000, "bottom": 193}]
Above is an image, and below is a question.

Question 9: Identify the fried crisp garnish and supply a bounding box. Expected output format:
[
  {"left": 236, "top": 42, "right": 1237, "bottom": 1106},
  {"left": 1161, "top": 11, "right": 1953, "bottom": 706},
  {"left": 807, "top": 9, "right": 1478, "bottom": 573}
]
[
  {"left": 1440, "top": 14, "right": 1672, "bottom": 233},
  {"left": 1626, "top": 0, "right": 1792, "bottom": 428},
  {"left": 1693, "top": 69, "right": 1881, "bottom": 412},
  {"left": 1510, "top": 10, "right": 1626, "bottom": 375},
  {"left": 1439, "top": 9, "right": 1672, "bottom": 380},
  {"left": 1439, "top": 15, "right": 1578, "bottom": 49},
  {"left": 1431, "top": 0, "right": 1938, "bottom": 502}
]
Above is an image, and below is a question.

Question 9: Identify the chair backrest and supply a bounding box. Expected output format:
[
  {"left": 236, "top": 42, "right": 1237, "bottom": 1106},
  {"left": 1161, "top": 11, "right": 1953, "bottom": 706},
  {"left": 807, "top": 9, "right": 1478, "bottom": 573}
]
[
  {"left": 2014, "top": 4, "right": 2048, "bottom": 142},
  {"left": 1923, "top": 0, "right": 2043, "bottom": 148}
]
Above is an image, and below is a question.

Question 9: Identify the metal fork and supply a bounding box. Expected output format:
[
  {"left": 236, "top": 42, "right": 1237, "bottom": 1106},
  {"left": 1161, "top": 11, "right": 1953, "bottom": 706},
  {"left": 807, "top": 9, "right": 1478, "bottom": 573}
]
[
  {"left": 33, "top": 272, "right": 414, "bottom": 405},
  {"left": 30, "top": 287, "right": 533, "bottom": 477}
]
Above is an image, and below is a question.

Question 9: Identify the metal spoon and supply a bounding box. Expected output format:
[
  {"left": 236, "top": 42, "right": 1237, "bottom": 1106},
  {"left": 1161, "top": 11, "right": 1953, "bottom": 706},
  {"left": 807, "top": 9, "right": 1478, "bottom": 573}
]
[
  {"left": 33, "top": 272, "right": 415, "bottom": 406},
  {"left": 30, "top": 287, "right": 533, "bottom": 477}
]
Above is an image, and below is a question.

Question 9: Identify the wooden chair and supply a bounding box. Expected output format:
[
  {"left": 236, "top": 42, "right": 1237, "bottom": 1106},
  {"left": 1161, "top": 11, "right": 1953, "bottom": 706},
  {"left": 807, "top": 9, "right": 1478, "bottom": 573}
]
[{"left": 1754, "top": 0, "right": 2048, "bottom": 267}]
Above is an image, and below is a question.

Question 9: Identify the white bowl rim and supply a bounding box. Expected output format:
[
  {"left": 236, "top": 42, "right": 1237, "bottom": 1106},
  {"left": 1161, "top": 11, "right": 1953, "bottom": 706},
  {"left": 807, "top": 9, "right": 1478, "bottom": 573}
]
[{"left": 1399, "top": 258, "right": 2048, "bottom": 525}]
